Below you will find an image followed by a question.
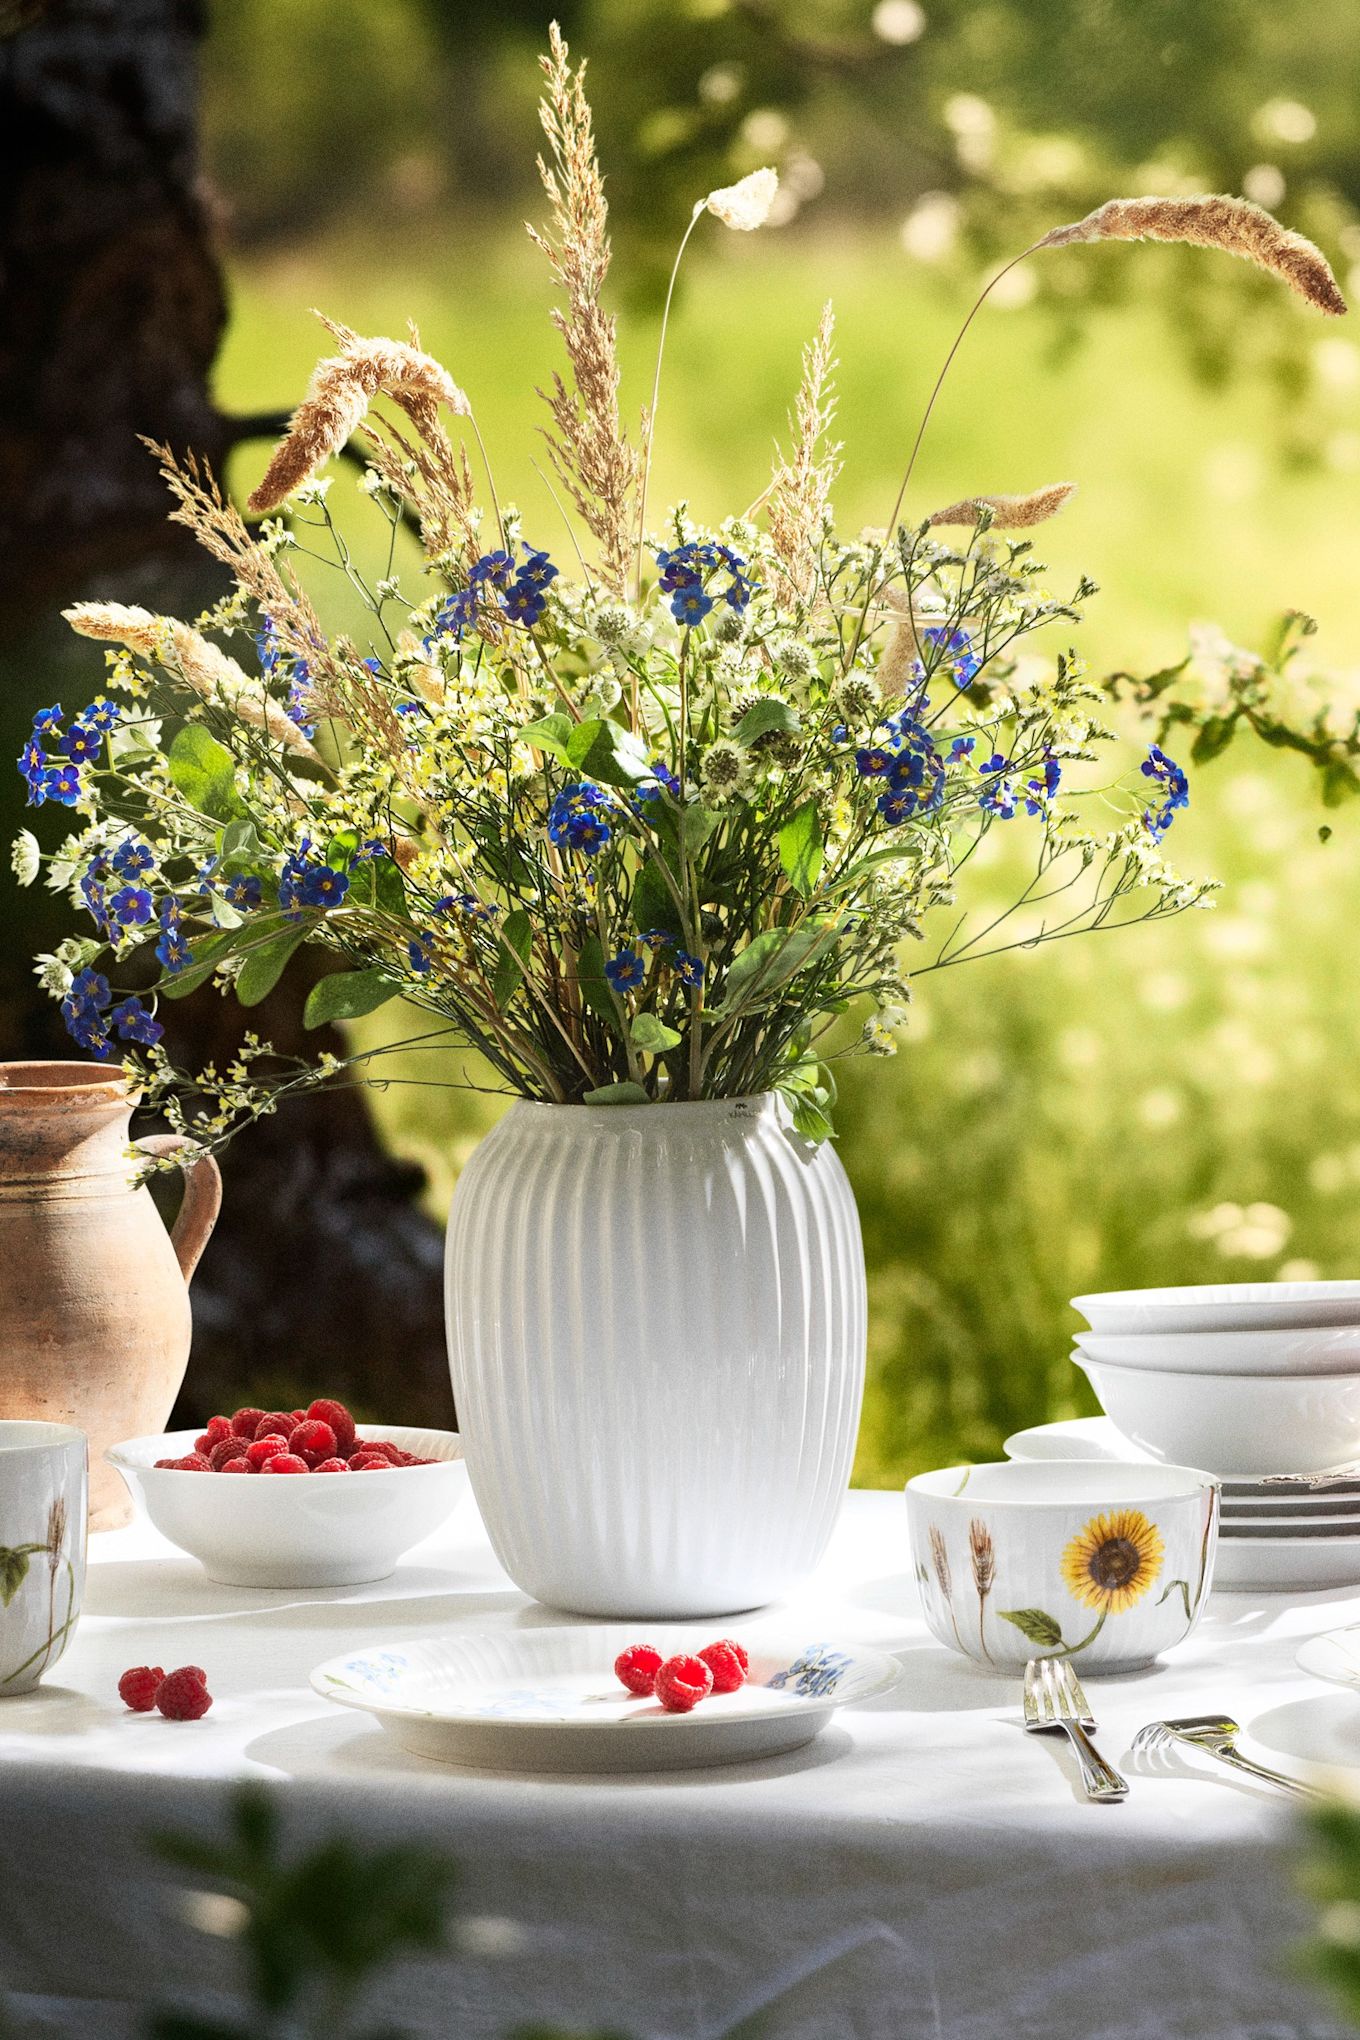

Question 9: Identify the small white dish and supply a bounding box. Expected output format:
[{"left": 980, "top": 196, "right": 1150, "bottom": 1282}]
[
  {"left": 1072, "top": 1281, "right": 1360, "bottom": 1337},
  {"left": 107, "top": 1425, "right": 468, "bottom": 1587},
  {"left": 1297, "top": 1627, "right": 1360, "bottom": 1690},
  {"left": 1216, "top": 1535, "right": 1360, "bottom": 1594},
  {"left": 1004, "top": 1417, "right": 1360, "bottom": 1495},
  {"left": 311, "top": 1627, "right": 900, "bottom": 1771},
  {"left": 905, "top": 1460, "right": 1219, "bottom": 1674},
  {"left": 1074, "top": 1353, "right": 1360, "bottom": 1477},
  {"left": 1076, "top": 1325, "right": 1360, "bottom": 1377}
]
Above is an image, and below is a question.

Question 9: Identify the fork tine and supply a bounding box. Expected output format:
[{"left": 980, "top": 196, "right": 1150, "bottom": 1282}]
[
  {"left": 1040, "top": 1655, "right": 1060, "bottom": 1722},
  {"left": 1057, "top": 1657, "right": 1089, "bottom": 1721},
  {"left": 1023, "top": 1659, "right": 1041, "bottom": 1723},
  {"left": 1132, "top": 1720, "right": 1169, "bottom": 1754}
]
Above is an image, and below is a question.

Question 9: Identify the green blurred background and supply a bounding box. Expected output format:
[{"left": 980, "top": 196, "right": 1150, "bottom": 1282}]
[{"left": 23, "top": 0, "right": 1360, "bottom": 1479}]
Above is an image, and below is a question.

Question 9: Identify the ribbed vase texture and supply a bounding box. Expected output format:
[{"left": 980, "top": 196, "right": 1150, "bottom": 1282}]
[{"left": 445, "top": 1094, "right": 867, "bottom": 1617}]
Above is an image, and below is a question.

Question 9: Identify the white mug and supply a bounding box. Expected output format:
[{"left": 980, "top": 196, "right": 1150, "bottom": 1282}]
[{"left": 0, "top": 1422, "right": 87, "bottom": 1695}]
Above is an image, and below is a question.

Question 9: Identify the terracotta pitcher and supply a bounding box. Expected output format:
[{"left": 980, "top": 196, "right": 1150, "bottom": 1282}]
[{"left": 0, "top": 1061, "right": 221, "bottom": 1529}]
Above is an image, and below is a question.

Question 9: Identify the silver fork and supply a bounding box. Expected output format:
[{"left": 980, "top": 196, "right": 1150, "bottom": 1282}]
[
  {"left": 1132, "top": 1714, "right": 1322, "bottom": 1800},
  {"left": 1023, "top": 1657, "right": 1129, "bottom": 1801}
]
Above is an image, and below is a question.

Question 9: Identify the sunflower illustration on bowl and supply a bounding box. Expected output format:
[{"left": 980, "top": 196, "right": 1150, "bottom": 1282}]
[{"left": 906, "top": 1461, "right": 1220, "bottom": 1674}]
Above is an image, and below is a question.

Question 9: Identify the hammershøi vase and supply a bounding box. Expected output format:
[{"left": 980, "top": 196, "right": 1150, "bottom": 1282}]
[
  {"left": 445, "top": 1093, "right": 867, "bottom": 1617},
  {"left": 0, "top": 1061, "right": 221, "bottom": 1530}
]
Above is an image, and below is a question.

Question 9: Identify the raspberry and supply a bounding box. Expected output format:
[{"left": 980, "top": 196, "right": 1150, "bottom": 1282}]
[
  {"left": 289, "top": 1409, "right": 308, "bottom": 1426},
  {"left": 362, "top": 1438, "right": 406, "bottom": 1463},
  {"left": 219, "top": 1456, "right": 252, "bottom": 1474},
  {"left": 210, "top": 1437, "right": 245, "bottom": 1470},
  {"left": 194, "top": 1416, "right": 233, "bottom": 1454},
  {"left": 314, "top": 1458, "right": 350, "bottom": 1473},
  {"left": 615, "top": 1644, "right": 664, "bottom": 1697},
  {"left": 254, "top": 1412, "right": 295, "bottom": 1442},
  {"left": 654, "top": 1654, "right": 713, "bottom": 1714},
  {"left": 244, "top": 1434, "right": 290, "bottom": 1471},
  {"left": 155, "top": 1453, "right": 211, "bottom": 1471},
  {"left": 698, "top": 1640, "right": 749, "bottom": 1694},
  {"left": 156, "top": 1667, "right": 213, "bottom": 1720},
  {"left": 230, "top": 1407, "right": 267, "bottom": 1439},
  {"left": 306, "top": 1398, "right": 357, "bottom": 1451},
  {"left": 349, "top": 1453, "right": 392, "bottom": 1471},
  {"left": 288, "top": 1419, "right": 336, "bottom": 1463},
  {"left": 118, "top": 1666, "right": 165, "bottom": 1711},
  {"left": 260, "top": 1453, "right": 308, "bottom": 1474}
]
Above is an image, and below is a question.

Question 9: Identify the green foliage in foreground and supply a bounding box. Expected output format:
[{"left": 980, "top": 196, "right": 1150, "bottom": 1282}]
[{"left": 1300, "top": 1800, "right": 1360, "bottom": 2029}]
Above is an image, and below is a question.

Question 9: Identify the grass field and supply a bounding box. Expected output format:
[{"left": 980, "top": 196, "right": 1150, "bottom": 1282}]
[{"left": 216, "top": 225, "right": 1360, "bottom": 1485}]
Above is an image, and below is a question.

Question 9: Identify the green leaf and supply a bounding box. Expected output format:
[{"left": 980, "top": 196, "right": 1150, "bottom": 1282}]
[
  {"left": 631, "top": 1012, "right": 681, "bottom": 1054},
  {"left": 575, "top": 934, "right": 620, "bottom": 1032},
  {"left": 716, "top": 921, "right": 835, "bottom": 1015},
  {"left": 680, "top": 804, "right": 719, "bottom": 853},
  {"left": 157, "top": 927, "right": 244, "bottom": 1000},
  {"left": 208, "top": 892, "right": 244, "bottom": 930},
  {"left": 326, "top": 827, "right": 361, "bottom": 870},
  {"left": 1322, "top": 759, "right": 1360, "bottom": 808},
  {"left": 735, "top": 699, "right": 800, "bottom": 747},
  {"left": 236, "top": 924, "right": 308, "bottom": 1007},
  {"left": 167, "top": 725, "right": 244, "bottom": 822},
  {"left": 582, "top": 1082, "right": 650, "bottom": 1105},
  {"left": 567, "top": 717, "right": 653, "bottom": 787},
  {"left": 1189, "top": 716, "right": 1238, "bottom": 765},
  {"left": 632, "top": 859, "right": 685, "bottom": 944},
  {"left": 0, "top": 1547, "right": 32, "bottom": 1607},
  {"left": 778, "top": 800, "right": 824, "bottom": 897},
  {"left": 517, "top": 713, "right": 575, "bottom": 763},
  {"left": 218, "top": 819, "right": 262, "bottom": 872},
  {"left": 303, "top": 968, "right": 399, "bottom": 1029},
  {"left": 492, "top": 909, "right": 533, "bottom": 1010},
  {"left": 998, "top": 1607, "right": 1064, "bottom": 1648},
  {"left": 786, "top": 1091, "right": 833, "bottom": 1143}
]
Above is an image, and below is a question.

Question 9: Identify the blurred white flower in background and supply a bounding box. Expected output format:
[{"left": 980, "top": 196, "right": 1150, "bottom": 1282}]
[
  {"left": 872, "top": 0, "right": 926, "bottom": 45},
  {"left": 1189, "top": 1200, "right": 1292, "bottom": 1259},
  {"left": 900, "top": 190, "right": 961, "bottom": 262},
  {"left": 1242, "top": 163, "right": 1286, "bottom": 209}
]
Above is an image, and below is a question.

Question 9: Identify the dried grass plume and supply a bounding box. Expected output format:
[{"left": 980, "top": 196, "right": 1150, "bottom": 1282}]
[
  {"left": 928, "top": 482, "right": 1077, "bottom": 529},
  {"left": 1038, "top": 195, "right": 1347, "bottom": 316},
  {"left": 706, "top": 168, "right": 779, "bottom": 232},
  {"left": 767, "top": 302, "right": 841, "bottom": 601}
]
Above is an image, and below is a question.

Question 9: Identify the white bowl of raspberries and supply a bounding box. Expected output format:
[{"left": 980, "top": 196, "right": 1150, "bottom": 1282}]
[{"left": 107, "top": 1399, "right": 469, "bottom": 1588}]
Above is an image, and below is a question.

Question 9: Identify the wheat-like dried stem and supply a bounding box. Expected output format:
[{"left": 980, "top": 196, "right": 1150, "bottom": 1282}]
[
  {"left": 1037, "top": 194, "right": 1347, "bottom": 315},
  {"left": 928, "top": 482, "right": 1076, "bottom": 529},
  {"left": 929, "top": 1522, "right": 953, "bottom": 1599},
  {"left": 767, "top": 302, "right": 842, "bottom": 604}
]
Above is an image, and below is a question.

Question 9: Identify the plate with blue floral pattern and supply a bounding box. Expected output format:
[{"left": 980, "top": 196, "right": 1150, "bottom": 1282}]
[{"left": 311, "top": 1626, "right": 900, "bottom": 1771}]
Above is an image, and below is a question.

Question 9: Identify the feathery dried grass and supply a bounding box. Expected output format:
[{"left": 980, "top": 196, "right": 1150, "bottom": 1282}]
[
  {"left": 63, "top": 600, "right": 322, "bottom": 763},
  {"left": 968, "top": 1518, "right": 996, "bottom": 1597},
  {"left": 928, "top": 482, "right": 1077, "bottom": 530},
  {"left": 706, "top": 167, "right": 779, "bottom": 232},
  {"left": 1039, "top": 195, "right": 1347, "bottom": 316},
  {"left": 247, "top": 323, "right": 471, "bottom": 514},
  {"left": 529, "top": 24, "right": 641, "bottom": 595},
  {"left": 766, "top": 303, "right": 841, "bottom": 603}
]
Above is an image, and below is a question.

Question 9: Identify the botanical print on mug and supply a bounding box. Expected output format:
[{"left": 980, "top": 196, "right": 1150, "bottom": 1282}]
[{"left": 1, "top": 1495, "right": 78, "bottom": 1690}]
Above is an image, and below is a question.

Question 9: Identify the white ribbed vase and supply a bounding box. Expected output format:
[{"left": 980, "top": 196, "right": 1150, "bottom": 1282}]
[{"left": 444, "top": 1094, "right": 867, "bottom": 1618}]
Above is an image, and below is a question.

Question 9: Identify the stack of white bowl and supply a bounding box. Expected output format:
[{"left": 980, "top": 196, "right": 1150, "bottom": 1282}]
[{"left": 1065, "top": 1281, "right": 1360, "bottom": 1593}]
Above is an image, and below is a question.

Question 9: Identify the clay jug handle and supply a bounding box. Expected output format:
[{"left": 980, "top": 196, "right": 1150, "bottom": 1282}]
[{"left": 133, "top": 1135, "right": 223, "bottom": 1286}]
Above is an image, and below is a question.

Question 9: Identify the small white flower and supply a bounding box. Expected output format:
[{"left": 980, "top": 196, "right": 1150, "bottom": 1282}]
[
  {"left": 705, "top": 167, "right": 779, "bottom": 232},
  {"left": 10, "top": 830, "right": 40, "bottom": 886}
]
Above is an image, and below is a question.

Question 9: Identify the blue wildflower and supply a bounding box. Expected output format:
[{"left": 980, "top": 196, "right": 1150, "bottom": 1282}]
[
  {"left": 18, "top": 737, "right": 46, "bottom": 804},
  {"left": 948, "top": 735, "right": 976, "bottom": 762},
  {"left": 978, "top": 755, "right": 1018, "bottom": 820},
  {"left": 604, "top": 948, "right": 646, "bottom": 994},
  {"left": 923, "top": 626, "right": 980, "bottom": 689},
  {"left": 80, "top": 697, "right": 120, "bottom": 734},
  {"left": 547, "top": 783, "right": 613, "bottom": 855},
  {"left": 429, "top": 587, "right": 479, "bottom": 644},
  {"left": 68, "top": 968, "right": 112, "bottom": 1013},
  {"left": 502, "top": 582, "right": 546, "bottom": 627},
  {"left": 470, "top": 550, "right": 516, "bottom": 589},
  {"left": 1141, "top": 745, "right": 1189, "bottom": 840},
  {"left": 60, "top": 998, "right": 111, "bottom": 1059},
  {"left": 655, "top": 540, "right": 752, "bottom": 622},
  {"left": 671, "top": 583, "right": 713, "bottom": 626},
  {"left": 59, "top": 723, "right": 101, "bottom": 765},
  {"left": 109, "top": 997, "right": 163, "bottom": 1048},
  {"left": 256, "top": 616, "right": 280, "bottom": 677},
  {"left": 107, "top": 884, "right": 153, "bottom": 929},
  {"left": 111, "top": 838, "right": 156, "bottom": 881},
  {"left": 285, "top": 676, "right": 317, "bottom": 740},
  {"left": 638, "top": 759, "right": 682, "bottom": 801},
  {"left": 408, "top": 930, "right": 435, "bottom": 974},
  {"left": 42, "top": 763, "right": 82, "bottom": 807},
  {"left": 855, "top": 745, "right": 896, "bottom": 778},
  {"left": 80, "top": 863, "right": 111, "bottom": 932},
  {"left": 32, "top": 705, "right": 63, "bottom": 743},
  {"left": 1023, "top": 752, "right": 1063, "bottom": 815},
  {"left": 222, "top": 874, "right": 263, "bottom": 911},
  {"left": 196, "top": 856, "right": 219, "bottom": 897},
  {"left": 674, "top": 949, "right": 705, "bottom": 988},
  {"left": 517, "top": 548, "right": 558, "bottom": 590},
  {"left": 297, "top": 865, "right": 348, "bottom": 910}
]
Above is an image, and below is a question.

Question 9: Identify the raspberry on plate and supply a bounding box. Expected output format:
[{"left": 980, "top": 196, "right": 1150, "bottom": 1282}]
[
  {"left": 307, "top": 1398, "right": 357, "bottom": 1451},
  {"left": 349, "top": 1452, "right": 393, "bottom": 1471},
  {"left": 244, "top": 1434, "right": 290, "bottom": 1471},
  {"left": 155, "top": 1453, "right": 212, "bottom": 1471},
  {"left": 118, "top": 1666, "right": 165, "bottom": 1712},
  {"left": 698, "top": 1640, "right": 749, "bottom": 1694},
  {"left": 219, "top": 1456, "right": 252, "bottom": 1474},
  {"left": 615, "top": 1643, "right": 664, "bottom": 1697},
  {"left": 156, "top": 1667, "right": 213, "bottom": 1720},
  {"left": 314, "top": 1457, "right": 350, "bottom": 1473},
  {"left": 230, "top": 1407, "right": 267, "bottom": 1439},
  {"left": 654, "top": 1653, "right": 714, "bottom": 1714},
  {"left": 210, "top": 1436, "right": 246, "bottom": 1470},
  {"left": 288, "top": 1419, "right": 336, "bottom": 1463},
  {"left": 260, "top": 1453, "right": 308, "bottom": 1474}
]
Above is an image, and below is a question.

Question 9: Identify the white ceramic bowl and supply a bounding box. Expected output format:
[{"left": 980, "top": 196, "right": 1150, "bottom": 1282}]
[
  {"left": 1075, "top": 1325, "right": 1360, "bottom": 1376},
  {"left": 1075, "top": 1354, "right": 1360, "bottom": 1476},
  {"left": 107, "top": 1425, "right": 468, "bottom": 1587},
  {"left": 905, "top": 1460, "right": 1219, "bottom": 1674},
  {"left": 1072, "top": 1281, "right": 1360, "bottom": 1337}
]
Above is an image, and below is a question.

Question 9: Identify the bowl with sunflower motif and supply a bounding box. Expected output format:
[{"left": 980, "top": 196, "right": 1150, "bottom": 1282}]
[{"left": 905, "top": 1461, "right": 1220, "bottom": 1674}]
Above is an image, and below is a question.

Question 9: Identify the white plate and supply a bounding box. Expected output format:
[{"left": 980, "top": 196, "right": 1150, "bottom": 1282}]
[
  {"left": 1075, "top": 1325, "right": 1360, "bottom": 1376},
  {"left": 311, "top": 1626, "right": 901, "bottom": 1772},
  {"left": 1072, "top": 1281, "right": 1360, "bottom": 1337},
  {"left": 1004, "top": 1417, "right": 1360, "bottom": 1493},
  {"left": 1213, "top": 1535, "right": 1360, "bottom": 1593},
  {"left": 1297, "top": 1627, "right": 1360, "bottom": 1690},
  {"left": 1222, "top": 1497, "right": 1360, "bottom": 1524}
]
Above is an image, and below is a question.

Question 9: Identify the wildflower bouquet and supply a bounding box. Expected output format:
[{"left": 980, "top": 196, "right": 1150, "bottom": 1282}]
[{"left": 15, "top": 31, "right": 1346, "bottom": 1150}]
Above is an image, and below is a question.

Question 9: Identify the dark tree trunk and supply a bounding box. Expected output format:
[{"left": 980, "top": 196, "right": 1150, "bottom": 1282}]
[{"left": 0, "top": 0, "right": 453, "bottom": 1430}]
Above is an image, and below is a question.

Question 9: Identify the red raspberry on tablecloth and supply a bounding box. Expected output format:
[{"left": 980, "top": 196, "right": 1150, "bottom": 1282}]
[
  {"left": 118, "top": 1666, "right": 165, "bottom": 1711},
  {"left": 698, "top": 1640, "right": 749, "bottom": 1694},
  {"left": 654, "top": 1654, "right": 714, "bottom": 1714},
  {"left": 288, "top": 1419, "right": 336, "bottom": 1464},
  {"left": 244, "top": 1434, "right": 290, "bottom": 1471},
  {"left": 306, "top": 1398, "right": 356, "bottom": 1451},
  {"left": 156, "top": 1667, "right": 213, "bottom": 1720},
  {"left": 155, "top": 1453, "right": 212, "bottom": 1471},
  {"left": 260, "top": 1453, "right": 308, "bottom": 1474},
  {"left": 615, "top": 1643, "right": 664, "bottom": 1697},
  {"left": 230, "top": 1407, "right": 266, "bottom": 1439},
  {"left": 219, "top": 1456, "right": 252, "bottom": 1474},
  {"left": 314, "top": 1458, "right": 350, "bottom": 1473}
]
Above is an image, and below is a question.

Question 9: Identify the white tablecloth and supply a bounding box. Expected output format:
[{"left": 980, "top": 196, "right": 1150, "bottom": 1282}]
[{"left": 1, "top": 1489, "right": 1358, "bottom": 2040}]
